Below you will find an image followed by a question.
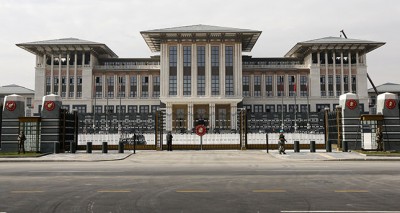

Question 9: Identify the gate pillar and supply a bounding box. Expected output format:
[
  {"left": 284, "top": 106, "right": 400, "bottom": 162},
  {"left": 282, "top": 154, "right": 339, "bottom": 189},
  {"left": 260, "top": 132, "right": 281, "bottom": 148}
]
[
  {"left": 1, "top": 94, "right": 25, "bottom": 152},
  {"left": 40, "top": 94, "right": 62, "bottom": 153},
  {"left": 377, "top": 92, "right": 400, "bottom": 150},
  {"left": 339, "top": 93, "right": 361, "bottom": 150}
]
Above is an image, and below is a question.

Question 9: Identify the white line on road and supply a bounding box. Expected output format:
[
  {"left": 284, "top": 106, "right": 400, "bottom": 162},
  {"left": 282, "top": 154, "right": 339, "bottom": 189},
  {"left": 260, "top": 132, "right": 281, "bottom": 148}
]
[
  {"left": 29, "top": 171, "right": 125, "bottom": 173},
  {"left": 281, "top": 211, "right": 400, "bottom": 213}
]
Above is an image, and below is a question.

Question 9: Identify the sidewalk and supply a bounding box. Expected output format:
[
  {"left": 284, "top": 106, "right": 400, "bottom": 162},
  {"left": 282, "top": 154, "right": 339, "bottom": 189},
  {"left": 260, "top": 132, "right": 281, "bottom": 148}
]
[
  {"left": 1, "top": 149, "right": 400, "bottom": 162},
  {"left": 0, "top": 150, "right": 133, "bottom": 162},
  {"left": 267, "top": 149, "right": 400, "bottom": 161}
]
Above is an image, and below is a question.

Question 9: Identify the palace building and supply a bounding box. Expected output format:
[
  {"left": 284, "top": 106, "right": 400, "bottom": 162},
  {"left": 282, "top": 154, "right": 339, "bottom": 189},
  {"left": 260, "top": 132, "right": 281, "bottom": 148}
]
[{"left": 16, "top": 24, "right": 384, "bottom": 131}]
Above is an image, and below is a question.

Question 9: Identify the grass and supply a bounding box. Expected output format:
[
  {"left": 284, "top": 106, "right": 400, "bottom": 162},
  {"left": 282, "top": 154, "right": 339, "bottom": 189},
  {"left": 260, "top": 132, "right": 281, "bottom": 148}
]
[
  {"left": 0, "top": 152, "right": 45, "bottom": 158},
  {"left": 358, "top": 150, "right": 400, "bottom": 156}
]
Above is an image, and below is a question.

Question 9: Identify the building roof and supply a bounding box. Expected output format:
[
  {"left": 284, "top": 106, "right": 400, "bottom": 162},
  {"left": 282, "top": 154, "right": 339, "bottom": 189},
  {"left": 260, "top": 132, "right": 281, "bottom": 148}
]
[
  {"left": 16, "top": 38, "right": 118, "bottom": 58},
  {"left": 141, "top": 24, "right": 262, "bottom": 52},
  {"left": 0, "top": 84, "right": 34, "bottom": 95},
  {"left": 368, "top": 83, "right": 400, "bottom": 94},
  {"left": 285, "top": 36, "right": 385, "bottom": 58}
]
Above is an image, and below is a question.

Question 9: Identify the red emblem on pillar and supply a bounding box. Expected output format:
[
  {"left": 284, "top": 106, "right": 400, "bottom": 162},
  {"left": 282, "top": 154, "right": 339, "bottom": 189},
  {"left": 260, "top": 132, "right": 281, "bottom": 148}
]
[
  {"left": 346, "top": 99, "right": 358, "bottom": 110},
  {"left": 195, "top": 125, "right": 207, "bottom": 136},
  {"left": 385, "top": 99, "right": 396, "bottom": 109},
  {"left": 44, "top": 101, "right": 56, "bottom": 111},
  {"left": 5, "top": 101, "right": 16, "bottom": 111}
]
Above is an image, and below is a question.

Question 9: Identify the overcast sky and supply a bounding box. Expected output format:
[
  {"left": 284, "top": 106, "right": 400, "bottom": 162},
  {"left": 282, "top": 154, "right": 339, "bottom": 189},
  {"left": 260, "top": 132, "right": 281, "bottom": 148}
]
[{"left": 1, "top": 0, "right": 399, "bottom": 90}]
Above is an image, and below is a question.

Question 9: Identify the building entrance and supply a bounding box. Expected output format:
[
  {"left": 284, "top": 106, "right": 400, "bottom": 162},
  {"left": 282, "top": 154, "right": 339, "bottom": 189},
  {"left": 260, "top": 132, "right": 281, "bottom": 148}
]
[{"left": 18, "top": 117, "right": 41, "bottom": 152}]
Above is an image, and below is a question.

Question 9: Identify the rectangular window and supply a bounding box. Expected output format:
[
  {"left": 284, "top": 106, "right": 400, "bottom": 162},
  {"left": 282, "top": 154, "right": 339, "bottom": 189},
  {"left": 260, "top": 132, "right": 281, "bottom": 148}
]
[
  {"left": 289, "top": 76, "right": 296, "bottom": 97},
  {"left": 61, "top": 76, "right": 66, "bottom": 97},
  {"left": 253, "top": 105, "right": 263, "bottom": 113},
  {"left": 77, "top": 76, "right": 82, "bottom": 98},
  {"left": 183, "top": 75, "right": 191, "bottom": 96},
  {"left": 266, "top": 76, "right": 273, "bottom": 97},
  {"left": 151, "top": 105, "right": 159, "bottom": 113},
  {"left": 46, "top": 77, "right": 51, "bottom": 95},
  {"left": 169, "top": 76, "right": 177, "bottom": 96},
  {"left": 351, "top": 75, "right": 357, "bottom": 93},
  {"left": 344, "top": 75, "right": 349, "bottom": 93},
  {"left": 183, "top": 46, "right": 191, "bottom": 67},
  {"left": 211, "top": 46, "right": 219, "bottom": 67},
  {"left": 320, "top": 76, "right": 326, "bottom": 97},
  {"left": 197, "top": 46, "right": 205, "bottom": 67},
  {"left": 118, "top": 76, "right": 126, "bottom": 98},
  {"left": 130, "top": 76, "right": 137, "bottom": 97},
  {"left": 254, "top": 76, "right": 261, "bottom": 97},
  {"left": 116, "top": 105, "right": 126, "bottom": 113},
  {"left": 95, "top": 76, "right": 102, "bottom": 98},
  {"left": 105, "top": 105, "right": 114, "bottom": 113},
  {"left": 277, "top": 105, "right": 287, "bottom": 112},
  {"left": 128, "top": 105, "right": 137, "bottom": 113},
  {"left": 53, "top": 77, "right": 59, "bottom": 95},
  {"left": 26, "top": 97, "right": 32, "bottom": 107},
  {"left": 93, "top": 105, "right": 102, "bottom": 113},
  {"left": 169, "top": 46, "right": 177, "bottom": 67},
  {"left": 69, "top": 77, "right": 74, "bottom": 97},
  {"left": 336, "top": 75, "right": 341, "bottom": 97},
  {"left": 139, "top": 105, "right": 149, "bottom": 113},
  {"left": 225, "top": 46, "right": 234, "bottom": 96},
  {"left": 225, "top": 46, "right": 233, "bottom": 67},
  {"left": 289, "top": 104, "right": 298, "bottom": 112},
  {"left": 107, "top": 76, "right": 114, "bottom": 98},
  {"left": 265, "top": 105, "right": 275, "bottom": 112},
  {"left": 243, "top": 76, "right": 250, "bottom": 97},
  {"left": 300, "top": 104, "right": 309, "bottom": 113},
  {"left": 197, "top": 75, "right": 205, "bottom": 96},
  {"left": 141, "top": 76, "right": 149, "bottom": 97},
  {"left": 153, "top": 76, "right": 160, "bottom": 97},
  {"left": 72, "top": 105, "right": 86, "bottom": 113},
  {"left": 277, "top": 76, "right": 284, "bottom": 97},
  {"left": 211, "top": 74, "right": 219, "bottom": 96},
  {"left": 328, "top": 75, "right": 334, "bottom": 97},
  {"left": 300, "top": 76, "right": 308, "bottom": 97},
  {"left": 316, "top": 104, "right": 330, "bottom": 112},
  {"left": 225, "top": 75, "right": 234, "bottom": 96}
]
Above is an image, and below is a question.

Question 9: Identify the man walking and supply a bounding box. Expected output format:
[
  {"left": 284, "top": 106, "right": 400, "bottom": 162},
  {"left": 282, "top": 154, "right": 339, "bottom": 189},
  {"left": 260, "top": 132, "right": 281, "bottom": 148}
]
[
  {"left": 17, "top": 131, "right": 26, "bottom": 154},
  {"left": 167, "top": 131, "right": 173, "bottom": 151},
  {"left": 278, "top": 130, "right": 286, "bottom": 155}
]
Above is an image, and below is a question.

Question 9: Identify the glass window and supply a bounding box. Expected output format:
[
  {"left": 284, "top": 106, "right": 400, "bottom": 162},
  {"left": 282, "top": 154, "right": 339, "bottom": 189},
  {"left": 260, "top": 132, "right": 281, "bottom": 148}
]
[
  {"left": 69, "top": 77, "right": 74, "bottom": 97},
  {"left": 225, "top": 46, "right": 233, "bottom": 67},
  {"left": 225, "top": 75, "right": 234, "bottom": 96},
  {"left": 128, "top": 105, "right": 137, "bottom": 113},
  {"left": 95, "top": 76, "right": 102, "bottom": 98},
  {"left": 336, "top": 75, "right": 341, "bottom": 97},
  {"left": 153, "top": 76, "right": 160, "bottom": 97},
  {"left": 316, "top": 104, "right": 330, "bottom": 112},
  {"left": 277, "top": 76, "right": 284, "bottom": 97},
  {"left": 183, "top": 46, "right": 191, "bottom": 67},
  {"left": 243, "top": 76, "right": 250, "bottom": 97},
  {"left": 118, "top": 76, "right": 126, "bottom": 98},
  {"left": 254, "top": 105, "right": 263, "bottom": 113},
  {"left": 130, "top": 76, "right": 137, "bottom": 97},
  {"left": 351, "top": 75, "right": 357, "bottom": 93},
  {"left": 183, "top": 75, "right": 191, "bottom": 96},
  {"left": 211, "top": 75, "right": 219, "bottom": 96},
  {"left": 211, "top": 46, "right": 219, "bottom": 67},
  {"left": 265, "top": 105, "right": 275, "bottom": 112},
  {"left": 46, "top": 77, "right": 51, "bottom": 95},
  {"left": 107, "top": 76, "right": 114, "bottom": 98},
  {"left": 141, "top": 76, "right": 149, "bottom": 97},
  {"left": 139, "top": 105, "right": 149, "bottom": 113},
  {"left": 289, "top": 76, "right": 296, "bottom": 97},
  {"left": 77, "top": 76, "right": 82, "bottom": 98},
  {"left": 254, "top": 76, "right": 261, "bottom": 97},
  {"left": 300, "top": 76, "right": 308, "bottom": 97},
  {"left": 72, "top": 105, "right": 86, "bottom": 113},
  {"left": 169, "top": 46, "right": 177, "bottom": 67},
  {"left": 320, "top": 76, "right": 326, "bottom": 97},
  {"left": 53, "top": 77, "right": 59, "bottom": 95},
  {"left": 266, "top": 76, "right": 273, "bottom": 97},
  {"left": 197, "top": 46, "right": 205, "bottom": 67},
  {"left": 169, "top": 76, "right": 177, "bottom": 96},
  {"left": 197, "top": 75, "right": 205, "bottom": 96}
]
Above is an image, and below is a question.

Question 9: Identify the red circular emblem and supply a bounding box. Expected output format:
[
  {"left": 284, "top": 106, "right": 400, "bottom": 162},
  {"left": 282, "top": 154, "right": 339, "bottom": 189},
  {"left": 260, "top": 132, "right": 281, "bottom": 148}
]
[
  {"left": 44, "top": 101, "right": 56, "bottom": 111},
  {"left": 195, "top": 125, "right": 207, "bottom": 136},
  {"left": 385, "top": 99, "right": 396, "bottom": 110},
  {"left": 5, "top": 101, "right": 16, "bottom": 111},
  {"left": 346, "top": 99, "right": 358, "bottom": 110}
]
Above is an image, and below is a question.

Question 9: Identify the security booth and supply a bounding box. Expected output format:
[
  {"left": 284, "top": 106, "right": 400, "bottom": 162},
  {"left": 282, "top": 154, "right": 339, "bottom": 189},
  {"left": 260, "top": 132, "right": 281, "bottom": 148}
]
[
  {"left": 360, "top": 114, "right": 384, "bottom": 151},
  {"left": 18, "top": 117, "right": 41, "bottom": 153}
]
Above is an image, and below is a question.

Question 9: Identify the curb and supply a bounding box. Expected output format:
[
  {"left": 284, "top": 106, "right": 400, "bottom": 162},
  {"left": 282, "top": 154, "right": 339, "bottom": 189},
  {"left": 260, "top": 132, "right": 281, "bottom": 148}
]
[{"left": 0, "top": 153, "right": 134, "bottom": 163}]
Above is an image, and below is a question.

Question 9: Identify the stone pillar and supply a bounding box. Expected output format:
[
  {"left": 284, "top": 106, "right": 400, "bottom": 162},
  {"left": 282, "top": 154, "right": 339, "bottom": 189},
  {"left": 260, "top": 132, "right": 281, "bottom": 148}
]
[
  {"left": 339, "top": 93, "right": 361, "bottom": 150},
  {"left": 1, "top": 95, "right": 25, "bottom": 152},
  {"left": 377, "top": 92, "right": 400, "bottom": 150},
  {"left": 40, "top": 94, "right": 63, "bottom": 153}
]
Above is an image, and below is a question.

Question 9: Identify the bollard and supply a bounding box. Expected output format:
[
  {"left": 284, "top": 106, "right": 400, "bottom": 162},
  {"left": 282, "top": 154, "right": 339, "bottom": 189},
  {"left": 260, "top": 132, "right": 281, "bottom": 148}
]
[
  {"left": 310, "top": 141, "right": 316, "bottom": 152},
  {"left": 342, "top": 140, "right": 348, "bottom": 152},
  {"left": 266, "top": 133, "right": 269, "bottom": 153},
  {"left": 294, "top": 141, "right": 300, "bottom": 152},
  {"left": 102, "top": 142, "right": 108, "bottom": 153},
  {"left": 326, "top": 140, "right": 332, "bottom": 152},
  {"left": 87, "top": 142, "right": 92, "bottom": 153},
  {"left": 118, "top": 141, "right": 124, "bottom": 153}
]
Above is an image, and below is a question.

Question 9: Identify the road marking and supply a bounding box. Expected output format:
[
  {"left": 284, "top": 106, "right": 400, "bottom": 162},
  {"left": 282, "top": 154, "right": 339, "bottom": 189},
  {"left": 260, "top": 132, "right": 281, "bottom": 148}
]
[
  {"left": 176, "top": 190, "right": 210, "bottom": 193},
  {"left": 334, "top": 190, "right": 369, "bottom": 193},
  {"left": 97, "top": 190, "right": 131, "bottom": 193},
  {"left": 11, "top": 191, "right": 44, "bottom": 193},
  {"left": 281, "top": 211, "right": 399, "bottom": 213},
  {"left": 253, "top": 189, "right": 286, "bottom": 193},
  {"left": 317, "top": 153, "right": 336, "bottom": 159},
  {"left": 29, "top": 171, "right": 125, "bottom": 173}
]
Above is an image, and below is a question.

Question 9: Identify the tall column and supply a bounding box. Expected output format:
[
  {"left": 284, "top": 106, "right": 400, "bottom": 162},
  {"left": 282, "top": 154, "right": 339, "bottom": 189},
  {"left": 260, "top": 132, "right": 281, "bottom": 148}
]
[
  {"left": 125, "top": 74, "right": 129, "bottom": 98},
  {"left": 205, "top": 44, "right": 211, "bottom": 97},
  {"left": 177, "top": 44, "right": 183, "bottom": 97},
  {"left": 261, "top": 74, "right": 266, "bottom": 97},
  {"left": 102, "top": 74, "right": 106, "bottom": 99},
  {"left": 148, "top": 74, "right": 153, "bottom": 98},
  {"left": 137, "top": 74, "right": 141, "bottom": 99},
  {"left": 188, "top": 103, "right": 194, "bottom": 130},
  {"left": 317, "top": 51, "right": 321, "bottom": 66},
  {"left": 166, "top": 103, "right": 172, "bottom": 131},
  {"left": 333, "top": 52, "right": 337, "bottom": 97},
  {"left": 114, "top": 74, "right": 118, "bottom": 99},
  {"left": 66, "top": 53, "right": 70, "bottom": 99},
  {"left": 250, "top": 74, "right": 254, "bottom": 97},
  {"left": 324, "top": 52, "right": 328, "bottom": 96},
  {"left": 192, "top": 43, "right": 197, "bottom": 97},
  {"left": 58, "top": 54, "right": 62, "bottom": 96},
  {"left": 50, "top": 54, "right": 54, "bottom": 94},
  {"left": 348, "top": 52, "right": 352, "bottom": 92},
  {"left": 231, "top": 104, "right": 237, "bottom": 130},
  {"left": 82, "top": 52, "right": 85, "bottom": 66},
  {"left": 209, "top": 103, "right": 215, "bottom": 130},
  {"left": 74, "top": 52, "right": 78, "bottom": 99},
  {"left": 220, "top": 43, "right": 225, "bottom": 97},
  {"left": 340, "top": 52, "right": 344, "bottom": 93}
]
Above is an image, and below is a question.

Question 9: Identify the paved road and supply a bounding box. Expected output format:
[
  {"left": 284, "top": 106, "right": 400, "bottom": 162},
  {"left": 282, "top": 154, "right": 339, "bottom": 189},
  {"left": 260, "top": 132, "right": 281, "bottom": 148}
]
[{"left": 0, "top": 150, "right": 399, "bottom": 213}]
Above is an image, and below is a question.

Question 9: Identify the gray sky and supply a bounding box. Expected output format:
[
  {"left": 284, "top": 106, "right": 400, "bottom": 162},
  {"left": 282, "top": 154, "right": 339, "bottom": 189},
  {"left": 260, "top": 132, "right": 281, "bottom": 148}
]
[{"left": 1, "top": 0, "right": 399, "bottom": 90}]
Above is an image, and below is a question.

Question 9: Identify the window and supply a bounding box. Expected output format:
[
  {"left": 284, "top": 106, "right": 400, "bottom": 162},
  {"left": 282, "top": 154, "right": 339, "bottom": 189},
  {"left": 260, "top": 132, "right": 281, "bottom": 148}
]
[
  {"left": 243, "top": 76, "right": 250, "bottom": 97},
  {"left": 316, "top": 104, "right": 330, "bottom": 112},
  {"left": 300, "top": 76, "right": 308, "bottom": 97},
  {"left": 116, "top": 105, "right": 126, "bottom": 113},
  {"left": 225, "top": 75, "right": 234, "bottom": 96},
  {"left": 153, "top": 76, "right": 160, "bottom": 97},
  {"left": 211, "top": 75, "right": 219, "bottom": 96},
  {"left": 93, "top": 105, "right": 102, "bottom": 113},
  {"left": 72, "top": 105, "right": 86, "bottom": 113},
  {"left": 328, "top": 75, "right": 334, "bottom": 97},
  {"left": 95, "top": 76, "right": 102, "bottom": 98},
  {"left": 26, "top": 97, "right": 32, "bottom": 107},
  {"left": 336, "top": 75, "right": 341, "bottom": 97},
  {"left": 211, "top": 46, "right": 219, "bottom": 96},
  {"left": 169, "top": 46, "right": 177, "bottom": 67},
  {"left": 277, "top": 105, "right": 287, "bottom": 112},
  {"left": 169, "top": 76, "right": 177, "bottom": 96},
  {"left": 211, "top": 46, "right": 219, "bottom": 67},
  {"left": 53, "top": 77, "right": 59, "bottom": 95},
  {"left": 197, "top": 46, "right": 205, "bottom": 96},
  {"left": 289, "top": 76, "right": 296, "bottom": 97},
  {"left": 351, "top": 75, "right": 357, "bottom": 93},
  {"left": 277, "top": 76, "right": 284, "bottom": 97},
  {"left": 128, "top": 105, "right": 137, "bottom": 113},
  {"left": 266, "top": 76, "right": 273, "bottom": 97},
  {"left": 183, "top": 75, "right": 191, "bottom": 96},
  {"left": 46, "top": 77, "right": 51, "bottom": 95},
  {"left": 344, "top": 75, "right": 349, "bottom": 93},
  {"left": 300, "top": 104, "right": 309, "bottom": 113},
  {"left": 265, "top": 105, "right": 275, "bottom": 112},
  {"left": 254, "top": 105, "right": 263, "bottom": 113},
  {"left": 197, "top": 46, "right": 205, "bottom": 67},
  {"left": 61, "top": 76, "right": 67, "bottom": 97},
  {"left": 225, "top": 46, "right": 234, "bottom": 96},
  {"left": 139, "top": 105, "right": 149, "bottom": 113},
  {"left": 141, "top": 76, "right": 149, "bottom": 97},
  {"left": 254, "top": 76, "right": 261, "bottom": 97},
  {"left": 77, "top": 76, "right": 82, "bottom": 98},
  {"left": 130, "top": 76, "right": 137, "bottom": 97},
  {"left": 197, "top": 75, "right": 205, "bottom": 96},
  {"left": 289, "top": 104, "right": 298, "bottom": 112},
  {"left": 225, "top": 46, "right": 233, "bottom": 67},
  {"left": 183, "top": 46, "right": 191, "bottom": 67},
  {"left": 69, "top": 77, "right": 74, "bottom": 97},
  {"left": 320, "top": 76, "right": 326, "bottom": 97},
  {"left": 107, "top": 76, "right": 114, "bottom": 98},
  {"left": 118, "top": 76, "right": 126, "bottom": 98},
  {"left": 151, "top": 105, "right": 159, "bottom": 113},
  {"left": 105, "top": 105, "right": 114, "bottom": 113}
]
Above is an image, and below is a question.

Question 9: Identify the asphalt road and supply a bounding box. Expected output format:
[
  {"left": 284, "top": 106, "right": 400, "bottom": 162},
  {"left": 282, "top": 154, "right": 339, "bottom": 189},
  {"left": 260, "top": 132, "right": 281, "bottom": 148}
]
[{"left": 0, "top": 151, "right": 399, "bottom": 213}]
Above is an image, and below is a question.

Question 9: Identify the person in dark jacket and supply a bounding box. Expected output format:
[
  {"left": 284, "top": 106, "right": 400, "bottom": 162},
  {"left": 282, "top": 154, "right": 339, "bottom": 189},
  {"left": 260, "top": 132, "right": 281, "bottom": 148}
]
[
  {"left": 17, "top": 131, "right": 26, "bottom": 154},
  {"left": 278, "top": 130, "right": 286, "bottom": 155},
  {"left": 167, "top": 131, "right": 173, "bottom": 151}
]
